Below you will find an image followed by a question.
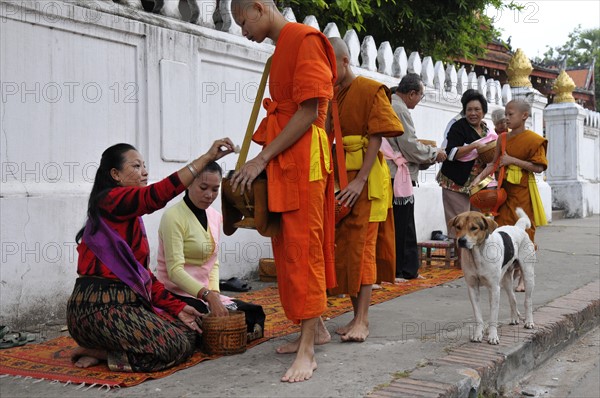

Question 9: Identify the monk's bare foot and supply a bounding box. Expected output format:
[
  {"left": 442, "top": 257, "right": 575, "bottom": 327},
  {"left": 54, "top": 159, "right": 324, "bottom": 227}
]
[
  {"left": 372, "top": 284, "right": 382, "bottom": 290},
  {"left": 281, "top": 353, "right": 317, "bottom": 383},
  {"left": 71, "top": 347, "right": 106, "bottom": 368},
  {"left": 335, "top": 319, "right": 354, "bottom": 336},
  {"left": 395, "top": 277, "right": 408, "bottom": 283},
  {"left": 276, "top": 320, "right": 331, "bottom": 354},
  {"left": 341, "top": 321, "right": 369, "bottom": 342},
  {"left": 416, "top": 275, "right": 425, "bottom": 280}
]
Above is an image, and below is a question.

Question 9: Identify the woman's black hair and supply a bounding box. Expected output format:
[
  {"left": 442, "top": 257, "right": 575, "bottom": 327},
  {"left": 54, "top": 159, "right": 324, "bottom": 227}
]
[
  {"left": 200, "top": 161, "right": 223, "bottom": 177},
  {"left": 75, "top": 143, "right": 137, "bottom": 242},
  {"left": 461, "top": 90, "right": 488, "bottom": 115}
]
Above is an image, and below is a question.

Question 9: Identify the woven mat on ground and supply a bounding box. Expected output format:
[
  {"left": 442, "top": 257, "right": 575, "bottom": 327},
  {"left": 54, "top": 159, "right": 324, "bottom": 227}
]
[{"left": 0, "top": 262, "right": 462, "bottom": 388}]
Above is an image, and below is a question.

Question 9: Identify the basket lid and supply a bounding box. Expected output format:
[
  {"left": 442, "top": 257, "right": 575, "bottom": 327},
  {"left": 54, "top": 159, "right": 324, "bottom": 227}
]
[{"left": 477, "top": 140, "right": 497, "bottom": 154}]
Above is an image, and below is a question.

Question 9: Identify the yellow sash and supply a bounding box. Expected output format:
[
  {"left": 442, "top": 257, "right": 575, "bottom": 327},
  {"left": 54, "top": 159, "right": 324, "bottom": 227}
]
[
  {"left": 309, "top": 125, "right": 332, "bottom": 182},
  {"left": 506, "top": 165, "right": 547, "bottom": 226},
  {"left": 342, "top": 135, "right": 392, "bottom": 222}
]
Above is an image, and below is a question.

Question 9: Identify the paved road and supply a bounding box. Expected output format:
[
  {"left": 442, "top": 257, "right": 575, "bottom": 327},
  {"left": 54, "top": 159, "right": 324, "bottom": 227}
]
[
  {"left": 1, "top": 216, "right": 598, "bottom": 397},
  {"left": 505, "top": 326, "right": 600, "bottom": 398}
]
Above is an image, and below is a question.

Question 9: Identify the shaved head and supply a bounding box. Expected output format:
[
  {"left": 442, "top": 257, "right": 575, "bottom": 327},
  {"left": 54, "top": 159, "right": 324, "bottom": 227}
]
[
  {"left": 231, "top": 0, "right": 275, "bottom": 8},
  {"left": 506, "top": 100, "right": 531, "bottom": 114},
  {"left": 328, "top": 37, "right": 349, "bottom": 59}
]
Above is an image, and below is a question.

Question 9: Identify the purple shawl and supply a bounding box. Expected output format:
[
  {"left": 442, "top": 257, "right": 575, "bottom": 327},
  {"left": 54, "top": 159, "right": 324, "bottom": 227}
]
[{"left": 83, "top": 216, "right": 161, "bottom": 313}]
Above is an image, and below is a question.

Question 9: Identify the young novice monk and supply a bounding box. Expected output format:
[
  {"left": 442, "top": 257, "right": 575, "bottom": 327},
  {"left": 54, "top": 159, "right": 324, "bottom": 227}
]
[
  {"left": 473, "top": 100, "right": 548, "bottom": 290},
  {"left": 230, "top": 0, "right": 337, "bottom": 383},
  {"left": 328, "top": 37, "right": 404, "bottom": 342}
]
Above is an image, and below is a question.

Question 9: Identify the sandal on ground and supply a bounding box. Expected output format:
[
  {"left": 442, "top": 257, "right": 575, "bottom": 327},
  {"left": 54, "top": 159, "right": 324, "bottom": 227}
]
[
  {"left": 219, "top": 277, "right": 251, "bottom": 292},
  {"left": 0, "top": 325, "right": 9, "bottom": 340},
  {"left": 0, "top": 332, "right": 35, "bottom": 349}
]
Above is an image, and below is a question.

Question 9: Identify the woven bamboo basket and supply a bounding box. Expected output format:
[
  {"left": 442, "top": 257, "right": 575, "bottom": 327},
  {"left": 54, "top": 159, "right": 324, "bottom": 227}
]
[
  {"left": 258, "top": 258, "right": 277, "bottom": 282},
  {"left": 201, "top": 311, "right": 247, "bottom": 355},
  {"left": 477, "top": 140, "right": 497, "bottom": 164}
]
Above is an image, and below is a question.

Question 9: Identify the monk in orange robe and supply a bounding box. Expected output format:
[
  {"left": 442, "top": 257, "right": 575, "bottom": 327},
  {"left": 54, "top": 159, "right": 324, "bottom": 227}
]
[
  {"left": 473, "top": 100, "right": 547, "bottom": 290},
  {"left": 328, "top": 37, "right": 404, "bottom": 342},
  {"left": 230, "top": 0, "right": 337, "bottom": 383}
]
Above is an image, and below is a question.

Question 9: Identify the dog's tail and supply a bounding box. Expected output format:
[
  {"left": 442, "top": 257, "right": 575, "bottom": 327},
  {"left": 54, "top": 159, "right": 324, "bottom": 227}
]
[{"left": 515, "top": 207, "right": 531, "bottom": 230}]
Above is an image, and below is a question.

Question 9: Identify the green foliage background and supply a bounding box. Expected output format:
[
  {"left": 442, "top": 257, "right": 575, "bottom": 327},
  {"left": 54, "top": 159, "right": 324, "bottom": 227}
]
[{"left": 277, "top": 0, "right": 520, "bottom": 61}]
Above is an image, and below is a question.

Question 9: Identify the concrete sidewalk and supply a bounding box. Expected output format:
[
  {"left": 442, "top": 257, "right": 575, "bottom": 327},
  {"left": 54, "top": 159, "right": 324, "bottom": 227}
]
[{"left": 1, "top": 216, "right": 599, "bottom": 398}]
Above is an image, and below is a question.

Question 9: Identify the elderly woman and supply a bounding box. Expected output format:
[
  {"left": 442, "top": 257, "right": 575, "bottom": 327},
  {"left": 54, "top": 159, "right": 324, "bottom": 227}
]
[
  {"left": 437, "top": 91, "right": 496, "bottom": 229},
  {"left": 67, "top": 139, "right": 234, "bottom": 371},
  {"left": 491, "top": 108, "right": 508, "bottom": 135},
  {"left": 156, "top": 161, "right": 265, "bottom": 341}
]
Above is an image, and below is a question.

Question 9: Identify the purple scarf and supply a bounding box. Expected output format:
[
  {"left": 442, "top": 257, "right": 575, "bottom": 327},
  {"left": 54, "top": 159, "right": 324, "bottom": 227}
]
[{"left": 83, "top": 216, "right": 161, "bottom": 313}]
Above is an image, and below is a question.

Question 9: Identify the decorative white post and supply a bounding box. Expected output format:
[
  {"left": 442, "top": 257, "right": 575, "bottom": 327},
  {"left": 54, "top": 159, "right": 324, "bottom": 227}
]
[
  {"left": 392, "top": 47, "right": 407, "bottom": 79},
  {"left": 303, "top": 15, "right": 320, "bottom": 31},
  {"left": 377, "top": 41, "right": 393, "bottom": 76},
  {"left": 360, "top": 36, "right": 377, "bottom": 72},
  {"left": 407, "top": 51, "right": 421, "bottom": 75},
  {"left": 343, "top": 30, "right": 360, "bottom": 67},
  {"left": 216, "top": 0, "right": 241, "bottom": 35},
  {"left": 507, "top": 48, "right": 552, "bottom": 220},
  {"left": 324, "top": 22, "right": 341, "bottom": 38},
  {"left": 544, "top": 71, "right": 599, "bottom": 217}
]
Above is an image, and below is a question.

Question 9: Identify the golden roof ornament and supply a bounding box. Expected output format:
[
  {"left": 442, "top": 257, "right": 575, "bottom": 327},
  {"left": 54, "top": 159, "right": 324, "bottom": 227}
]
[
  {"left": 507, "top": 48, "right": 533, "bottom": 88},
  {"left": 553, "top": 70, "right": 576, "bottom": 103}
]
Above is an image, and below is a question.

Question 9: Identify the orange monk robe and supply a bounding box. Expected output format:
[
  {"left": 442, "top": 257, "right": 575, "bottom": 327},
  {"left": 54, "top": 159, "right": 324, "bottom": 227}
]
[
  {"left": 495, "top": 130, "right": 548, "bottom": 242},
  {"left": 252, "top": 23, "right": 337, "bottom": 322},
  {"left": 330, "top": 76, "right": 404, "bottom": 296}
]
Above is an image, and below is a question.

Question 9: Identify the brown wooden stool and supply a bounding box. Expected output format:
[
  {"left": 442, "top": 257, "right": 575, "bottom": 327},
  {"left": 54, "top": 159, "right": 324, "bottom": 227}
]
[{"left": 417, "top": 240, "right": 458, "bottom": 267}]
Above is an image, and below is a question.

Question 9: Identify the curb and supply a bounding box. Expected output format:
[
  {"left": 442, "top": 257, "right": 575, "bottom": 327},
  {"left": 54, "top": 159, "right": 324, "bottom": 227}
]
[{"left": 368, "top": 279, "right": 600, "bottom": 398}]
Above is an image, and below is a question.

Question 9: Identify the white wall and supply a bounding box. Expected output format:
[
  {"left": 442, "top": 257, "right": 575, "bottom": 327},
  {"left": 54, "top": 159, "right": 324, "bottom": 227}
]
[{"left": 0, "top": 0, "right": 572, "bottom": 329}]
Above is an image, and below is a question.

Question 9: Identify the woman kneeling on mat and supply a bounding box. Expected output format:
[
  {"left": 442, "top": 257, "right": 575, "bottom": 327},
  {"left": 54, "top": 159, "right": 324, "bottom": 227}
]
[
  {"left": 67, "top": 139, "right": 234, "bottom": 371},
  {"left": 156, "top": 161, "right": 265, "bottom": 342}
]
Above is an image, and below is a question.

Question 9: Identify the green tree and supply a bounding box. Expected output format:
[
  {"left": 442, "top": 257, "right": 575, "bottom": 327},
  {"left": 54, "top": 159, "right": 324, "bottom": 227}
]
[
  {"left": 538, "top": 26, "right": 599, "bottom": 109},
  {"left": 277, "top": 0, "right": 520, "bottom": 61}
]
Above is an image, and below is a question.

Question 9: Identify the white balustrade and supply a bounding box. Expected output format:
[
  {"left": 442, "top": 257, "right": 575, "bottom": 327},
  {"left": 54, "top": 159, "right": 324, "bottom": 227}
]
[
  {"left": 486, "top": 79, "right": 495, "bottom": 103},
  {"left": 323, "top": 22, "right": 341, "bottom": 38},
  {"left": 343, "top": 30, "right": 361, "bottom": 67},
  {"left": 156, "top": 0, "right": 182, "bottom": 20},
  {"left": 282, "top": 7, "right": 296, "bottom": 23},
  {"left": 467, "top": 72, "right": 477, "bottom": 90},
  {"left": 407, "top": 51, "right": 422, "bottom": 75},
  {"left": 477, "top": 75, "right": 487, "bottom": 96},
  {"left": 392, "top": 47, "right": 408, "bottom": 79},
  {"left": 421, "top": 56, "right": 434, "bottom": 88},
  {"left": 494, "top": 80, "right": 503, "bottom": 106},
  {"left": 377, "top": 41, "right": 393, "bottom": 76},
  {"left": 501, "top": 83, "right": 512, "bottom": 104},
  {"left": 445, "top": 64, "right": 458, "bottom": 94},
  {"left": 457, "top": 66, "right": 468, "bottom": 95},
  {"left": 216, "top": 0, "right": 241, "bottom": 35},
  {"left": 433, "top": 61, "right": 445, "bottom": 91},
  {"left": 116, "top": 0, "right": 143, "bottom": 10},
  {"left": 303, "top": 15, "right": 320, "bottom": 31},
  {"left": 194, "top": 0, "right": 216, "bottom": 27},
  {"left": 361, "top": 36, "right": 378, "bottom": 72}
]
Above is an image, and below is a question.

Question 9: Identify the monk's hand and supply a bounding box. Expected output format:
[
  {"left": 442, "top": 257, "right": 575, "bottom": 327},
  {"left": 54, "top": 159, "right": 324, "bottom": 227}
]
[
  {"left": 205, "top": 138, "right": 235, "bottom": 162},
  {"left": 178, "top": 305, "right": 203, "bottom": 332},
  {"left": 205, "top": 292, "right": 229, "bottom": 317},
  {"left": 499, "top": 154, "right": 516, "bottom": 167},
  {"left": 336, "top": 179, "right": 364, "bottom": 207},
  {"left": 231, "top": 155, "right": 267, "bottom": 194}
]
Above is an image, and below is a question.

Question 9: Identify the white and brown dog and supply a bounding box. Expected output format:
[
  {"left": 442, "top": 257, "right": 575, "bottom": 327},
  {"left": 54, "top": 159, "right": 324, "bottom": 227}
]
[{"left": 449, "top": 208, "right": 535, "bottom": 344}]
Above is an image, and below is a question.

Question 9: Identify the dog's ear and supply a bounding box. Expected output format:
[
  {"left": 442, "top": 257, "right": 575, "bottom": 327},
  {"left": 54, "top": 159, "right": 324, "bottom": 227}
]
[
  {"left": 448, "top": 215, "right": 458, "bottom": 232},
  {"left": 483, "top": 216, "right": 498, "bottom": 233}
]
